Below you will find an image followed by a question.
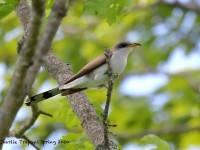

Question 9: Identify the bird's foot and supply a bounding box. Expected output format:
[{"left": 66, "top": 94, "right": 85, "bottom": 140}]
[{"left": 104, "top": 47, "right": 111, "bottom": 63}]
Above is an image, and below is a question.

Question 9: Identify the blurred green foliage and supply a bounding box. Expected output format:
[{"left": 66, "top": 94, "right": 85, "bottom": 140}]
[
  {"left": 142, "top": 134, "right": 171, "bottom": 150},
  {"left": 0, "top": 0, "right": 19, "bottom": 19},
  {"left": 1, "top": 0, "right": 200, "bottom": 149}
]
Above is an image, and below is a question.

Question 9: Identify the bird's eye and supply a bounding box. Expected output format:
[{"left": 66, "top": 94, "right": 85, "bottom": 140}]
[{"left": 116, "top": 42, "right": 129, "bottom": 49}]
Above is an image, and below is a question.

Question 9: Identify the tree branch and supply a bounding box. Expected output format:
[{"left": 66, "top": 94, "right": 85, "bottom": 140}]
[
  {"left": 0, "top": 0, "right": 68, "bottom": 149},
  {"left": 0, "top": 0, "right": 45, "bottom": 147},
  {"left": 15, "top": 0, "right": 31, "bottom": 31},
  {"left": 43, "top": 51, "right": 105, "bottom": 148},
  {"left": 24, "top": 0, "right": 68, "bottom": 94}
]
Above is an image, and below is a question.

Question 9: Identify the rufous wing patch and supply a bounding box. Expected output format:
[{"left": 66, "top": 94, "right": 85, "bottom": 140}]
[{"left": 63, "top": 52, "right": 113, "bottom": 85}]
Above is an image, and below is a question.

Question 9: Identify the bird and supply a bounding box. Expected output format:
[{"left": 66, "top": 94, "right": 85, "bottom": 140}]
[{"left": 25, "top": 41, "right": 141, "bottom": 106}]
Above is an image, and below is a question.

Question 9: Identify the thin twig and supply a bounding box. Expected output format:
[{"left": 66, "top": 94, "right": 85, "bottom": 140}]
[
  {"left": 21, "top": 135, "right": 40, "bottom": 150},
  {"left": 19, "top": 105, "right": 52, "bottom": 135},
  {"left": 100, "top": 48, "right": 118, "bottom": 149},
  {"left": 102, "top": 48, "right": 113, "bottom": 122},
  {"left": 9, "top": 104, "right": 52, "bottom": 148},
  {"left": 39, "top": 109, "right": 53, "bottom": 117}
]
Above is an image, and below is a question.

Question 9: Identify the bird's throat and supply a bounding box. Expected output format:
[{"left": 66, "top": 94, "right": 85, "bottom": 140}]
[{"left": 110, "top": 48, "right": 131, "bottom": 75}]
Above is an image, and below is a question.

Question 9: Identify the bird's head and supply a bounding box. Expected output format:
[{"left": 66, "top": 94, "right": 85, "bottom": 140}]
[{"left": 113, "top": 41, "right": 141, "bottom": 52}]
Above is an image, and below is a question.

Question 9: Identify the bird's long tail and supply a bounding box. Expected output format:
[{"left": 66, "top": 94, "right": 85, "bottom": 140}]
[
  {"left": 25, "top": 87, "right": 87, "bottom": 106},
  {"left": 25, "top": 87, "right": 61, "bottom": 106}
]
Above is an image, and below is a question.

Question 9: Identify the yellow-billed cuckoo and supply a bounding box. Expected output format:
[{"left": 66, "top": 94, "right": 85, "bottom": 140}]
[{"left": 25, "top": 42, "right": 141, "bottom": 105}]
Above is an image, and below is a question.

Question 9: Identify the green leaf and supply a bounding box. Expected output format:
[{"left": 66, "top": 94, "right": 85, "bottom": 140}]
[
  {"left": 53, "top": 99, "right": 80, "bottom": 128},
  {"left": 45, "top": 0, "right": 54, "bottom": 17},
  {"left": 62, "top": 133, "right": 83, "bottom": 142},
  {"left": 0, "top": 0, "right": 19, "bottom": 19},
  {"left": 83, "top": 142, "right": 93, "bottom": 150},
  {"left": 142, "top": 134, "right": 172, "bottom": 150},
  {"left": 60, "top": 133, "right": 92, "bottom": 149},
  {"left": 84, "top": 0, "right": 132, "bottom": 24},
  {"left": 46, "top": 0, "right": 54, "bottom": 9}
]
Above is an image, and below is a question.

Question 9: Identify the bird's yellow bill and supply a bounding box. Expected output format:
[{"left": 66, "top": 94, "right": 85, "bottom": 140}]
[{"left": 129, "top": 43, "right": 141, "bottom": 47}]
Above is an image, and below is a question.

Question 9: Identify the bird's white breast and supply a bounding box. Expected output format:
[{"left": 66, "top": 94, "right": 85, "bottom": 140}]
[{"left": 110, "top": 48, "right": 131, "bottom": 75}]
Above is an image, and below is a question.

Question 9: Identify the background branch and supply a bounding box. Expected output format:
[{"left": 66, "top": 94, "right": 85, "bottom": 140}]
[
  {"left": 0, "top": 0, "right": 45, "bottom": 147},
  {"left": 132, "top": 0, "right": 200, "bottom": 14},
  {"left": 9, "top": 105, "right": 52, "bottom": 137},
  {"left": 0, "top": 0, "right": 68, "bottom": 149},
  {"left": 118, "top": 125, "right": 200, "bottom": 141},
  {"left": 164, "top": 1, "right": 200, "bottom": 14},
  {"left": 9, "top": 105, "right": 52, "bottom": 149}
]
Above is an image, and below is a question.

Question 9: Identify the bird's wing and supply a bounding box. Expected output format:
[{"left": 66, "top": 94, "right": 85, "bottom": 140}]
[{"left": 64, "top": 52, "right": 113, "bottom": 85}]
